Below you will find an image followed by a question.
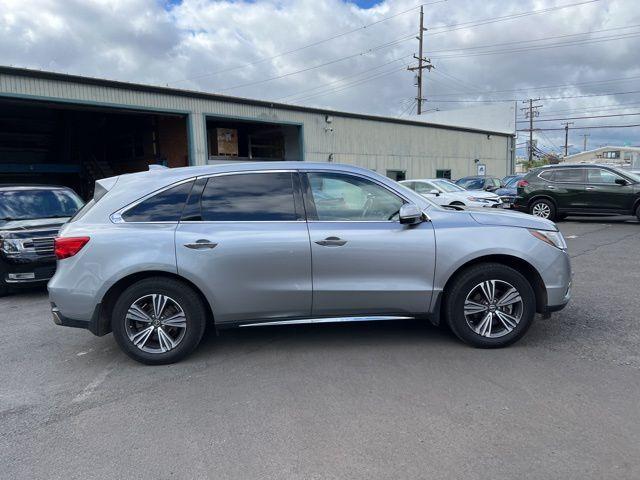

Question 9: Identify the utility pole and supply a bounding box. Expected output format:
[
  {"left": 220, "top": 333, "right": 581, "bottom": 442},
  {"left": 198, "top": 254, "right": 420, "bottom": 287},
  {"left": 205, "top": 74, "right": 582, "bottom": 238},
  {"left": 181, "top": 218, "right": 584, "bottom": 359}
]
[
  {"left": 581, "top": 133, "right": 590, "bottom": 152},
  {"left": 562, "top": 122, "right": 574, "bottom": 157},
  {"left": 407, "top": 6, "right": 433, "bottom": 115},
  {"left": 520, "top": 99, "right": 542, "bottom": 163}
]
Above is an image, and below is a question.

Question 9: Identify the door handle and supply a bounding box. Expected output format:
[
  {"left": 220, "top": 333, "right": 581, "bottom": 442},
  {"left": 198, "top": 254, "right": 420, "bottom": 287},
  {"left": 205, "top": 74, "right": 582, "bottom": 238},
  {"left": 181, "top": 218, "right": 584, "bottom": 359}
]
[
  {"left": 546, "top": 185, "right": 557, "bottom": 190},
  {"left": 315, "top": 236, "right": 347, "bottom": 247},
  {"left": 585, "top": 186, "right": 596, "bottom": 190},
  {"left": 184, "top": 239, "right": 218, "bottom": 250}
]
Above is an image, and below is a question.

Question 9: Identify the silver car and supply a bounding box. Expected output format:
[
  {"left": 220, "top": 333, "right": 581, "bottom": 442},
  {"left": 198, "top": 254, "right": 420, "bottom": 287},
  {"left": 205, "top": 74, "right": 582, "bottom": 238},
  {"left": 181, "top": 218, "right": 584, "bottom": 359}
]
[{"left": 49, "top": 162, "right": 571, "bottom": 364}]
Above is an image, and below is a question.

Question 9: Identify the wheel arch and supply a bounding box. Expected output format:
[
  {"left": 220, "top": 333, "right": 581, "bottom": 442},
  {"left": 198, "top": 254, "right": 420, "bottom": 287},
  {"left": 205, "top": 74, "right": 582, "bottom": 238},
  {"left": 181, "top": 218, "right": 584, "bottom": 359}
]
[
  {"left": 436, "top": 254, "right": 547, "bottom": 326},
  {"left": 528, "top": 194, "right": 558, "bottom": 211},
  {"left": 95, "top": 271, "right": 215, "bottom": 336}
]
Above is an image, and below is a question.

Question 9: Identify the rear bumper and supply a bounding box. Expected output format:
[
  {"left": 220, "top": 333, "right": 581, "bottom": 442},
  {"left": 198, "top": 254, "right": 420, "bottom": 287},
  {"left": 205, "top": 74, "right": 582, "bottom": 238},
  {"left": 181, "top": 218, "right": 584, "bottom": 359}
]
[{"left": 51, "top": 302, "right": 104, "bottom": 336}]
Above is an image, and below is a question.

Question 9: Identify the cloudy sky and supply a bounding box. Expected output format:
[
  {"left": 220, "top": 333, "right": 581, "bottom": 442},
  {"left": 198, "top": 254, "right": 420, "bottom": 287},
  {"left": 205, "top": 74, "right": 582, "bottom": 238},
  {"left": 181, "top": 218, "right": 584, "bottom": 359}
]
[{"left": 2, "top": 0, "right": 639, "bottom": 155}]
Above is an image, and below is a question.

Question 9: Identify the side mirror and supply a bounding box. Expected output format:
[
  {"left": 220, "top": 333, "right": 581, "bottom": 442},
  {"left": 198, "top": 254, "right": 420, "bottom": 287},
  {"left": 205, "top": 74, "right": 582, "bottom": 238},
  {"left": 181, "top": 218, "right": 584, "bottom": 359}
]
[
  {"left": 399, "top": 203, "right": 423, "bottom": 225},
  {"left": 428, "top": 189, "right": 440, "bottom": 197},
  {"left": 485, "top": 186, "right": 497, "bottom": 192},
  {"left": 615, "top": 178, "right": 628, "bottom": 186}
]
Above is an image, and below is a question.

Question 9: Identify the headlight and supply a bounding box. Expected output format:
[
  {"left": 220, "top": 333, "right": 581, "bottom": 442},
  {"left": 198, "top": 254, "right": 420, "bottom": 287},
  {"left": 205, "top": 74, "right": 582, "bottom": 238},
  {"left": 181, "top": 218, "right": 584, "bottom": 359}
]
[
  {"left": 0, "top": 238, "right": 24, "bottom": 255},
  {"left": 468, "top": 197, "right": 490, "bottom": 202},
  {"left": 528, "top": 229, "right": 567, "bottom": 250}
]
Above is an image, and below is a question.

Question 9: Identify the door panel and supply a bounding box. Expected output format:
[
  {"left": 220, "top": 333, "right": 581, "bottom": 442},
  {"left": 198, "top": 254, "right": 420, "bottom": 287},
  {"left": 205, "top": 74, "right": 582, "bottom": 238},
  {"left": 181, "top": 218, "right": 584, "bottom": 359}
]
[
  {"left": 585, "top": 168, "right": 635, "bottom": 211},
  {"left": 175, "top": 171, "right": 312, "bottom": 324},
  {"left": 551, "top": 168, "right": 587, "bottom": 209},
  {"left": 308, "top": 221, "right": 436, "bottom": 316},
  {"left": 303, "top": 171, "right": 436, "bottom": 317},
  {"left": 176, "top": 222, "right": 312, "bottom": 323}
]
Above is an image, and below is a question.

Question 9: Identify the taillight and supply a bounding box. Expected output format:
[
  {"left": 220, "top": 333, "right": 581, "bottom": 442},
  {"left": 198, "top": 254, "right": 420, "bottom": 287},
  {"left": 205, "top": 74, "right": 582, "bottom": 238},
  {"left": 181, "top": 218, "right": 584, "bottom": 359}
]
[
  {"left": 54, "top": 237, "right": 90, "bottom": 260},
  {"left": 517, "top": 180, "right": 529, "bottom": 188}
]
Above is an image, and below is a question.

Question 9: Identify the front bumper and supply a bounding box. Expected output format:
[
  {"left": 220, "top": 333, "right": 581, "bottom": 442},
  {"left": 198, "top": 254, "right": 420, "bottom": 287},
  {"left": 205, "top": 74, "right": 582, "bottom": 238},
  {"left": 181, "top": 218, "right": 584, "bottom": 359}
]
[{"left": 1, "top": 254, "right": 57, "bottom": 287}]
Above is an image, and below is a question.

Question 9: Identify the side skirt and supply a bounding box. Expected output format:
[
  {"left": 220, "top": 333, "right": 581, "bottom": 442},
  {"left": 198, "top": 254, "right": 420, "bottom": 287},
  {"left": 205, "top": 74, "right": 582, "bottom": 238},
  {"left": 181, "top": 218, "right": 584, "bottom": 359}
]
[{"left": 237, "top": 315, "right": 414, "bottom": 328}]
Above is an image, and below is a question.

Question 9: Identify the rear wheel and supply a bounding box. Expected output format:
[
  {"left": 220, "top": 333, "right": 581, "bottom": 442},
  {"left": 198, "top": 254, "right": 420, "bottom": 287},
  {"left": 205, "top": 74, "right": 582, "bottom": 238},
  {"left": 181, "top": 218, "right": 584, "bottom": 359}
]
[
  {"left": 529, "top": 198, "right": 556, "bottom": 221},
  {"left": 444, "top": 263, "right": 536, "bottom": 348},
  {"left": 111, "top": 277, "right": 207, "bottom": 365}
]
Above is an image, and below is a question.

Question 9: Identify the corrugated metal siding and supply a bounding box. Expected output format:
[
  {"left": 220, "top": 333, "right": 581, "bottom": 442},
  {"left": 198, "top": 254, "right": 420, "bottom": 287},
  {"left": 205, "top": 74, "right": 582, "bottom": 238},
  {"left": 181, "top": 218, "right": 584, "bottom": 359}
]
[{"left": 0, "top": 72, "right": 511, "bottom": 178}]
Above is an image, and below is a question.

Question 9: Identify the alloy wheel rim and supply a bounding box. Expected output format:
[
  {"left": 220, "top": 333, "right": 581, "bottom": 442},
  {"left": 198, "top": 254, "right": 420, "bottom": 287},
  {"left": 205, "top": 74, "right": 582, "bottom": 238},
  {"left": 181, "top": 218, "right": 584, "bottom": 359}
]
[
  {"left": 125, "top": 294, "right": 187, "bottom": 354},
  {"left": 464, "top": 280, "right": 523, "bottom": 338},
  {"left": 532, "top": 203, "right": 551, "bottom": 218}
]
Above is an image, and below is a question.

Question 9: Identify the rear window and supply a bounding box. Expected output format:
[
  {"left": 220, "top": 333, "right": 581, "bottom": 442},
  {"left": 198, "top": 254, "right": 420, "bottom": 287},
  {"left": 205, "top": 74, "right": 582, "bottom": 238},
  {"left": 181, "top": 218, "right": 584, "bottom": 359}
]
[
  {"left": 200, "top": 172, "right": 297, "bottom": 222},
  {"left": 122, "top": 181, "right": 194, "bottom": 222},
  {"left": 539, "top": 171, "right": 555, "bottom": 181},
  {"left": 457, "top": 178, "right": 484, "bottom": 190}
]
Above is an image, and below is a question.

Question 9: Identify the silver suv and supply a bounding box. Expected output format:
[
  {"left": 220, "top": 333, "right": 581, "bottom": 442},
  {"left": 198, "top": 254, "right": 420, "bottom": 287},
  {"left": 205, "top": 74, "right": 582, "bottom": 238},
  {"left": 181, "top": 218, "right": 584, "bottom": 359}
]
[{"left": 49, "top": 163, "right": 571, "bottom": 364}]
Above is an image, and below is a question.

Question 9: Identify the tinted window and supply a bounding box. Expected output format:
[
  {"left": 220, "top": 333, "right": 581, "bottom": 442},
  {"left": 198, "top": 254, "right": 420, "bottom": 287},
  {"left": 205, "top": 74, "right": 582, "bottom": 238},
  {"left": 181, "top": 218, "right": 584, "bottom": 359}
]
[
  {"left": 201, "top": 173, "right": 296, "bottom": 221},
  {"left": 123, "top": 181, "right": 193, "bottom": 222},
  {"left": 0, "top": 188, "right": 83, "bottom": 222},
  {"left": 587, "top": 168, "right": 624, "bottom": 184},
  {"left": 539, "top": 170, "right": 555, "bottom": 181},
  {"left": 307, "top": 173, "right": 404, "bottom": 221},
  {"left": 554, "top": 169, "right": 584, "bottom": 183}
]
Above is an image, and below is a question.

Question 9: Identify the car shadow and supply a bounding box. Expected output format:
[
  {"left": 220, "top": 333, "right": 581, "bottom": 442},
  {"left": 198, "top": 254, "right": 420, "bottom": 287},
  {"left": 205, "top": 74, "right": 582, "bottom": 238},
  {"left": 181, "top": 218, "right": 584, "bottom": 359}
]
[
  {"left": 561, "top": 215, "right": 637, "bottom": 224},
  {"left": 190, "top": 318, "right": 461, "bottom": 360}
]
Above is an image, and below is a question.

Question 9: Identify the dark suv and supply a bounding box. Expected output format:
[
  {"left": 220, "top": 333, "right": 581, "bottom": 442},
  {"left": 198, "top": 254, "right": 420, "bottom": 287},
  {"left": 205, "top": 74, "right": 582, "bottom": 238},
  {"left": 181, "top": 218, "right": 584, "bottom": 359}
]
[
  {"left": 513, "top": 164, "right": 640, "bottom": 221},
  {"left": 0, "top": 185, "right": 83, "bottom": 295}
]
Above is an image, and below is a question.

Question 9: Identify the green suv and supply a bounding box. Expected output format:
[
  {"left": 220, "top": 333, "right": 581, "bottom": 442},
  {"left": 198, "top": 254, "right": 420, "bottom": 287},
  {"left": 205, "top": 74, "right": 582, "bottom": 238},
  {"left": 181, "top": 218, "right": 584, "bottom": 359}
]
[{"left": 513, "top": 164, "right": 640, "bottom": 221}]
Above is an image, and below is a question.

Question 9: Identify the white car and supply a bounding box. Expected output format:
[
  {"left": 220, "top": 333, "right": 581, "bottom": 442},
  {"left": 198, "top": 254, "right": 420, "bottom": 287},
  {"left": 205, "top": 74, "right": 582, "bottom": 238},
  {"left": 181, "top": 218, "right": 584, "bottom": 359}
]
[{"left": 400, "top": 179, "right": 503, "bottom": 208}]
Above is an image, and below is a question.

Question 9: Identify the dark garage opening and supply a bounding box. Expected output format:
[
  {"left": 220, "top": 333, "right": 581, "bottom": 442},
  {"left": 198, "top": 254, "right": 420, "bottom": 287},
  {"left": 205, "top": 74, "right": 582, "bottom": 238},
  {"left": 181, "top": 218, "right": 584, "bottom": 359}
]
[
  {"left": 0, "top": 99, "right": 190, "bottom": 199},
  {"left": 206, "top": 117, "right": 301, "bottom": 163}
]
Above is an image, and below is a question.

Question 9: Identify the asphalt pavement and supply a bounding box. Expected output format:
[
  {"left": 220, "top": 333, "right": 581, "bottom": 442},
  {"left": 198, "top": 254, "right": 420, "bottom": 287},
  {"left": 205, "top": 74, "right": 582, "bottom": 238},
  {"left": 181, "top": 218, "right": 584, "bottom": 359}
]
[{"left": 1, "top": 217, "right": 639, "bottom": 479}]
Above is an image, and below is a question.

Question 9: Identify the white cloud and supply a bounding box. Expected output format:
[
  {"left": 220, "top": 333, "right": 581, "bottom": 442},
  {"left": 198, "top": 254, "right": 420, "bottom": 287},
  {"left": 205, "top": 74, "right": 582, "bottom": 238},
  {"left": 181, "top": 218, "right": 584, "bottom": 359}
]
[{"left": 1, "top": 0, "right": 639, "bottom": 152}]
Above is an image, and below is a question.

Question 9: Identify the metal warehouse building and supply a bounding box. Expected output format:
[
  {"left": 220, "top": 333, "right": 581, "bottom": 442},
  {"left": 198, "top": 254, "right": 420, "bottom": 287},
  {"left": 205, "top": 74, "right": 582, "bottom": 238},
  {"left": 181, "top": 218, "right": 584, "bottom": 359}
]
[{"left": 0, "top": 66, "right": 515, "bottom": 198}]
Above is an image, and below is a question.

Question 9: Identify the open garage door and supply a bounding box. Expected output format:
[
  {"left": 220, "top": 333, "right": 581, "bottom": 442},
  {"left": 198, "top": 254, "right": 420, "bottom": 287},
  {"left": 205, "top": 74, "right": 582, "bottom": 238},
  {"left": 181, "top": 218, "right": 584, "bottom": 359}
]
[
  {"left": 0, "top": 99, "right": 190, "bottom": 199},
  {"left": 206, "top": 117, "right": 301, "bottom": 163}
]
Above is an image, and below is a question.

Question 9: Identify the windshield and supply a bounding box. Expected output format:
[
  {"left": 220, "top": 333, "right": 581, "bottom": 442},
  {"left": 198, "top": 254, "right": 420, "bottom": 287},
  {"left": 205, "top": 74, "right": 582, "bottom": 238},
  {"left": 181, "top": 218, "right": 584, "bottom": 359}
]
[
  {"left": 456, "top": 178, "right": 484, "bottom": 190},
  {"left": 433, "top": 180, "right": 465, "bottom": 193},
  {"left": 0, "top": 189, "right": 84, "bottom": 221}
]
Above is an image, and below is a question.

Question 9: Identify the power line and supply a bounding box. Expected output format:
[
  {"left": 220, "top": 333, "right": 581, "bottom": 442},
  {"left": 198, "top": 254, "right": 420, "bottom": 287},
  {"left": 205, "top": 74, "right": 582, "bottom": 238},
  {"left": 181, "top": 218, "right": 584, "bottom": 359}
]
[
  {"left": 424, "top": 0, "right": 603, "bottom": 36},
  {"left": 517, "top": 112, "right": 640, "bottom": 123},
  {"left": 427, "top": 31, "right": 640, "bottom": 60},
  {"left": 171, "top": 0, "right": 603, "bottom": 93},
  {"left": 288, "top": 65, "right": 407, "bottom": 104},
  {"left": 428, "top": 89, "right": 640, "bottom": 104},
  {"left": 218, "top": 33, "right": 415, "bottom": 92},
  {"left": 518, "top": 123, "right": 640, "bottom": 131},
  {"left": 169, "top": 0, "right": 447, "bottom": 85},
  {"left": 275, "top": 53, "right": 412, "bottom": 102},
  {"left": 437, "top": 73, "right": 640, "bottom": 100}
]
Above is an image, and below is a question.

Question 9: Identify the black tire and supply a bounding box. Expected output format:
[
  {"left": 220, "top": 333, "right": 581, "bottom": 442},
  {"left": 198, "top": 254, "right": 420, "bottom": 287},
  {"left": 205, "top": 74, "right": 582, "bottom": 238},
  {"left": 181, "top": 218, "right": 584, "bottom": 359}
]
[
  {"left": 529, "top": 198, "right": 556, "bottom": 221},
  {"left": 635, "top": 204, "right": 640, "bottom": 222},
  {"left": 443, "top": 263, "right": 536, "bottom": 348},
  {"left": 111, "top": 277, "right": 207, "bottom": 365}
]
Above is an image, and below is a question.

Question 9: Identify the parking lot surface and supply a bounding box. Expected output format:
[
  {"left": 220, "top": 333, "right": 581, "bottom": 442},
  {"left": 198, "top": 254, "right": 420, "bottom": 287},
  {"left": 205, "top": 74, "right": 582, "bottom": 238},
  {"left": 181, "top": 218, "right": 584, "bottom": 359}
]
[{"left": 1, "top": 218, "right": 639, "bottom": 479}]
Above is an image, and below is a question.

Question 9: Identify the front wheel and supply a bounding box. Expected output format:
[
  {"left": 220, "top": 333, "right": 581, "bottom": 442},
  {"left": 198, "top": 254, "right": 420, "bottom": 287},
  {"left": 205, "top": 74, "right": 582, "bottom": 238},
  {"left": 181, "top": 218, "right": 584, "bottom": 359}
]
[
  {"left": 444, "top": 263, "right": 536, "bottom": 348},
  {"left": 111, "top": 277, "right": 207, "bottom": 365},
  {"left": 529, "top": 198, "right": 556, "bottom": 221}
]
